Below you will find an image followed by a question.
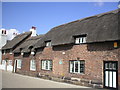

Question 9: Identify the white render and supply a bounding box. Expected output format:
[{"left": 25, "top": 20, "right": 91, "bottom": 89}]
[
  {"left": 0, "top": 28, "right": 17, "bottom": 71},
  {"left": 0, "top": 29, "right": 7, "bottom": 64},
  {"left": 30, "top": 27, "right": 37, "bottom": 37}
]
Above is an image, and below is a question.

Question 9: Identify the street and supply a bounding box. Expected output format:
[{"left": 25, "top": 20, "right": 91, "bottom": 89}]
[{"left": 2, "top": 71, "right": 89, "bottom": 88}]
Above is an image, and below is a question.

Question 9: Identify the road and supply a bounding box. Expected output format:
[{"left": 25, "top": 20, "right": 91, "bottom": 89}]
[{"left": 2, "top": 71, "right": 89, "bottom": 88}]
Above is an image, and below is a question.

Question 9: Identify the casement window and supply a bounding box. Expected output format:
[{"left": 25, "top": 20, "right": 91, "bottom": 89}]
[
  {"left": 9, "top": 50, "right": 13, "bottom": 55},
  {"left": 70, "top": 60, "right": 85, "bottom": 74},
  {"left": 41, "top": 60, "right": 52, "bottom": 71},
  {"left": 2, "top": 60, "right": 6, "bottom": 65},
  {"left": 75, "top": 36, "right": 86, "bottom": 44},
  {"left": 30, "top": 60, "right": 36, "bottom": 71},
  {"left": 46, "top": 41, "right": 52, "bottom": 47},
  {"left": 17, "top": 60, "right": 22, "bottom": 69},
  {"left": 8, "top": 60, "right": 12, "bottom": 66}
]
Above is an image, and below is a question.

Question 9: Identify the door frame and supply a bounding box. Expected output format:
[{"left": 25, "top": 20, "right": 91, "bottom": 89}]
[
  {"left": 13, "top": 60, "right": 17, "bottom": 73},
  {"left": 103, "top": 61, "right": 118, "bottom": 89}
]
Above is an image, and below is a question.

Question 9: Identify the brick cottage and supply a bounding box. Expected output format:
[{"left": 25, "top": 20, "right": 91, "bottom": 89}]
[{"left": 2, "top": 9, "right": 120, "bottom": 89}]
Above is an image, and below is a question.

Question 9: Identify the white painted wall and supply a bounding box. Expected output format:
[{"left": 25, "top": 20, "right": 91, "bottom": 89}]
[
  {"left": 30, "top": 27, "right": 37, "bottom": 37},
  {"left": 0, "top": 29, "right": 7, "bottom": 64}
]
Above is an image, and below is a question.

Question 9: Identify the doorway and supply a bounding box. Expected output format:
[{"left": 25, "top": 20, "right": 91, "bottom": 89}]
[{"left": 104, "top": 61, "right": 118, "bottom": 89}]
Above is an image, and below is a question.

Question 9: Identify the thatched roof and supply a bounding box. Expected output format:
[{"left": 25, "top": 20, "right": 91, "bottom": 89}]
[
  {"left": 13, "top": 35, "right": 44, "bottom": 53},
  {"left": 2, "top": 32, "right": 32, "bottom": 50},
  {"left": 34, "top": 9, "right": 119, "bottom": 49}
]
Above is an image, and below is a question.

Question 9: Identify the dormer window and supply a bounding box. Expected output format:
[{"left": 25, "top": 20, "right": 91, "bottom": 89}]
[
  {"left": 75, "top": 35, "right": 87, "bottom": 44},
  {"left": 45, "top": 41, "right": 51, "bottom": 47}
]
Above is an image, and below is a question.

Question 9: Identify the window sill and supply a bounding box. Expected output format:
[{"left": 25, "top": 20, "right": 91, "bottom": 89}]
[
  {"left": 74, "top": 43, "right": 86, "bottom": 45},
  {"left": 69, "top": 72, "right": 85, "bottom": 75},
  {"left": 17, "top": 67, "right": 21, "bottom": 69},
  {"left": 41, "top": 69, "right": 52, "bottom": 71},
  {"left": 30, "top": 69, "right": 36, "bottom": 71}
]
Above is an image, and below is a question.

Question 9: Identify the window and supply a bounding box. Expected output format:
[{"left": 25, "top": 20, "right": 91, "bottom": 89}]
[
  {"left": 46, "top": 41, "right": 52, "bottom": 47},
  {"left": 70, "top": 60, "right": 85, "bottom": 74},
  {"left": 17, "top": 60, "right": 22, "bottom": 69},
  {"left": 2, "top": 60, "right": 6, "bottom": 65},
  {"left": 75, "top": 36, "right": 86, "bottom": 44},
  {"left": 41, "top": 60, "right": 52, "bottom": 70},
  {"left": 8, "top": 60, "right": 12, "bottom": 66},
  {"left": 9, "top": 50, "right": 12, "bottom": 55},
  {"left": 30, "top": 60, "right": 36, "bottom": 71}
]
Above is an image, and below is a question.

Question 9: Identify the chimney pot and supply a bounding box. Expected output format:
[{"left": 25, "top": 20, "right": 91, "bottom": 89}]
[{"left": 32, "top": 26, "right": 36, "bottom": 30}]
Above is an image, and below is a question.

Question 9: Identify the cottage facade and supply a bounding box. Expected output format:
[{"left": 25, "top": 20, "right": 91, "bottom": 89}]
[
  {"left": 1, "top": 27, "right": 37, "bottom": 72},
  {"left": 2, "top": 9, "right": 120, "bottom": 89}
]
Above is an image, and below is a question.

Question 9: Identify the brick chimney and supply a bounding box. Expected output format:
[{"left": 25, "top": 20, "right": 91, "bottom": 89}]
[{"left": 30, "top": 26, "right": 37, "bottom": 37}]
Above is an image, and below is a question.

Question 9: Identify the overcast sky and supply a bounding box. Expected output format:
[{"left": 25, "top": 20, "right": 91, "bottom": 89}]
[{"left": 2, "top": 2, "right": 118, "bottom": 35}]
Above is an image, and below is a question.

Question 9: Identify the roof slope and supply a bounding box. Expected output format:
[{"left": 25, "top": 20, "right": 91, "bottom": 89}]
[
  {"left": 2, "top": 32, "right": 32, "bottom": 50},
  {"left": 14, "top": 35, "right": 44, "bottom": 53},
  {"left": 35, "top": 9, "right": 119, "bottom": 48}
]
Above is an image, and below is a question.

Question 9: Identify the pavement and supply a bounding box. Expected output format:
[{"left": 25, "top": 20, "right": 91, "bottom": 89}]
[{"left": 2, "top": 70, "right": 89, "bottom": 88}]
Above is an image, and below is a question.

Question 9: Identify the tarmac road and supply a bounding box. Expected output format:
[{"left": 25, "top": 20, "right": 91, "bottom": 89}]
[{"left": 2, "top": 71, "right": 89, "bottom": 88}]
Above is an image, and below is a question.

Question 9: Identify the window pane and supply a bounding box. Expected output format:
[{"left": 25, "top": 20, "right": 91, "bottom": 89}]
[
  {"left": 30, "top": 60, "right": 36, "bottom": 70},
  {"left": 75, "top": 38, "right": 79, "bottom": 44},
  {"left": 49, "top": 61, "right": 52, "bottom": 70},
  {"left": 105, "top": 63, "right": 109, "bottom": 69},
  {"left": 83, "top": 37, "right": 86, "bottom": 43},
  {"left": 109, "top": 63, "right": 113, "bottom": 69},
  {"left": 46, "top": 42, "right": 51, "bottom": 47},
  {"left": 80, "top": 61, "right": 85, "bottom": 73},
  {"left": 46, "top": 61, "right": 48, "bottom": 69},
  {"left": 70, "top": 61, "right": 74, "bottom": 73},
  {"left": 75, "top": 61, "right": 78, "bottom": 73},
  {"left": 112, "top": 63, "right": 117, "bottom": 70},
  {"left": 80, "top": 38, "right": 83, "bottom": 43}
]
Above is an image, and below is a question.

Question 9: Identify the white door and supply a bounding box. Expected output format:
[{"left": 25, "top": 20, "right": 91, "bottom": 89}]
[
  {"left": 7, "top": 60, "right": 13, "bottom": 72},
  {"left": 1, "top": 60, "right": 6, "bottom": 70},
  {"left": 104, "top": 61, "right": 118, "bottom": 89}
]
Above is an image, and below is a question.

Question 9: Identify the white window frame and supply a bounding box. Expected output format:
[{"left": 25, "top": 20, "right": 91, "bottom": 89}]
[
  {"left": 17, "top": 59, "right": 22, "bottom": 69},
  {"left": 8, "top": 60, "right": 13, "bottom": 66},
  {"left": 46, "top": 41, "right": 52, "bottom": 47},
  {"left": 30, "top": 60, "right": 36, "bottom": 71},
  {"left": 41, "top": 60, "right": 52, "bottom": 71},
  {"left": 75, "top": 36, "right": 86, "bottom": 44},
  {"left": 9, "top": 50, "right": 13, "bottom": 55},
  {"left": 70, "top": 60, "right": 85, "bottom": 74}
]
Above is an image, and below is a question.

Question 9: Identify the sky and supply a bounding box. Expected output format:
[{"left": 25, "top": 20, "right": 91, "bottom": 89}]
[{"left": 2, "top": 2, "right": 118, "bottom": 35}]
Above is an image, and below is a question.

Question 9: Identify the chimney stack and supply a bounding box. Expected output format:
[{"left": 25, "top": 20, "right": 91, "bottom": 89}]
[
  {"left": 30, "top": 26, "right": 37, "bottom": 37},
  {"left": 32, "top": 26, "right": 36, "bottom": 30}
]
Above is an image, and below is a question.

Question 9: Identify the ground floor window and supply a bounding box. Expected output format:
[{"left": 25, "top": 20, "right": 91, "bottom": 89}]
[
  {"left": 30, "top": 60, "right": 36, "bottom": 71},
  {"left": 7, "top": 60, "right": 13, "bottom": 66},
  {"left": 70, "top": 60, "right": 85, "bottom": 74},
  {"left": 41, "top": 60, "right": 52, "bottom": 71},
  {"left": 17, "top": 59, "right": 22, "bottom": 69},
  {"left": 2, "top": 60, "right": 6, "bottom": 65}
]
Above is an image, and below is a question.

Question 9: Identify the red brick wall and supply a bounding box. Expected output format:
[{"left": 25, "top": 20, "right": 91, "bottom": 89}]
[
  {"left": 14, "top": 41, "right": 119, "bottom": 87},
  {"left": 35, "top": 42, "right": 118, "bottom": 83}
]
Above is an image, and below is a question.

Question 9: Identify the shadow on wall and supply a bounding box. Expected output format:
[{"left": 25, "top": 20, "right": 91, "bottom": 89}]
[
  {"left": 52, "top": 44, "right": 73, "bottom": 51},
  {"left": 87, "top": 42, "right": 116, "bottom": 51},
  {"left": 23, "top": 53, "right": 30, "bottom": 57}
]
